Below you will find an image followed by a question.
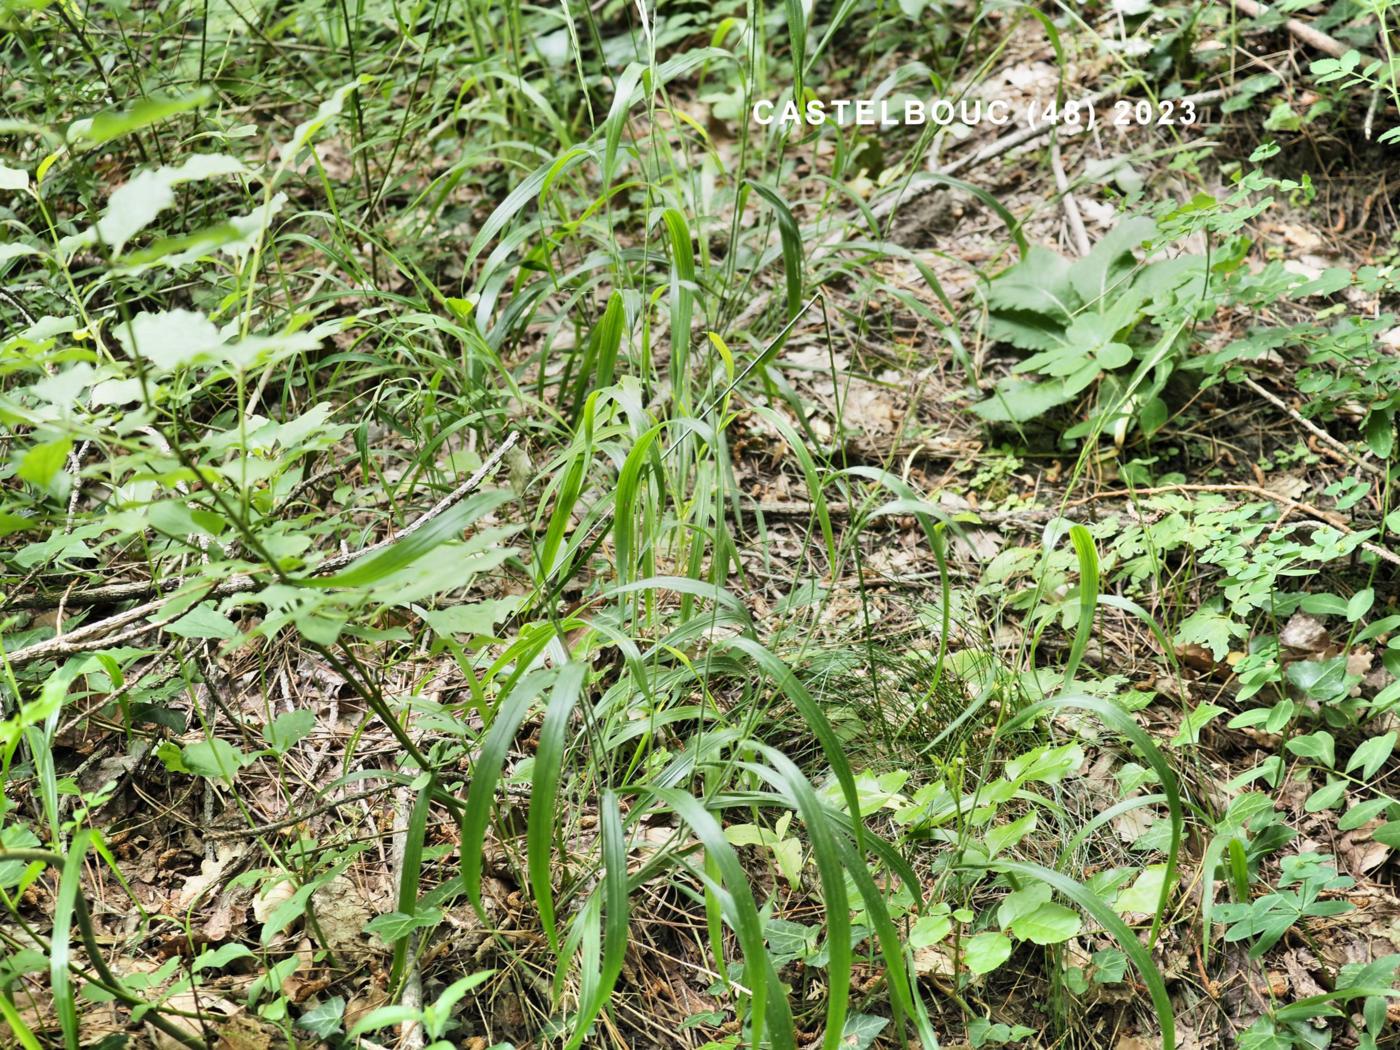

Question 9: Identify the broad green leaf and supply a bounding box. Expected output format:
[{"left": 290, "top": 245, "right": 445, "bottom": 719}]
[
  {"left": 164, "top": 604, "right": 238, "bottom": 641},
  {"left": 193, "top": 943, "right": 254, "bottom": 972},
  {"left": 1372, "top": 821, "right": 1400, "bottom": 848},
  {"left": 1348, "top": 587, "right": 1376, "bottom": 622},
  {"left": 17, "top": 437, "right": 71, "bottom": 488},
  {"left": 1340, "top": 796, "right": 1392, "bottom": 831},
  {"left": 996, "top": 884, "right": 1051, "bottom": 929},
  {"left": 265, "top": 710, "right": 315, "bottom": 754},
  {"left": 1011, "top": 902, "right": 1082, "bottom": 945},
  {"left": 1114, "top": 865, "right": 1172, "bottom": 916},
  {"left": 1346, "top": 732, "right": 1396, "bottom": 780},
  {"left": 308, "top": 490, "right": 512, "bottom": 590},
  {"left": 280, "top": 78, "right": 370, "bottom": 169},
  {"left": 117, "top": 309, "right": 225, "bottom": 371},
  {"left": 1286, "top": 731, "right": 1335, "bottom": 768},
  {"left": 95, "top": 154, "right": 245, "bottom": 252},
  {"left": 964, "top": 931, "right": 1012, "bottom": 974},
  {"left": 0, "top": 163, "right": 28, "bottom": 191},
  {"left": 181, "top": 739, "right": 250, "bottom": 781},
  {"left": 1305, "top": 780, "right": 1347, "bottom": 812},
  {"left": 419, "top": 598, "right": 518, "bottom": 639},
  {"left": 67, "top": 90, "right": 212, "bottom": 146}
]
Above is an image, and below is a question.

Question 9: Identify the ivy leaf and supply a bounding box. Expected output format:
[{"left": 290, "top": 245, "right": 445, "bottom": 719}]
[
  {"left": 296, "top": 996, "right": 346, "bottom": 1039},
  {"left": 1346, "top": 732, "right": 1396, "bottom": 780},
  {"left": 839, "top": 1013, "right": 889, "bottom": 1050},
  {"left": 1286, "top": 731, "right": 1336, "bottom": 769}
]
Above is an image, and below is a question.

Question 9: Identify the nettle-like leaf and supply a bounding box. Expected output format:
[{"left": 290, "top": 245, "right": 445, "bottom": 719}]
[
  {"left": 974, "top": 216, "right": 1204, "bottom": 426},
  {"left": 70, "top": 154, "right": 248, "bottom": 254},
  {"left": 115, "top": 309, "right": 322, "bottom": 375}
]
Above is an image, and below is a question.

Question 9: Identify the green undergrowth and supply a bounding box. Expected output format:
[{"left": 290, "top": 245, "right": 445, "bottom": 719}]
[{"left": 1, "top": 0, "right": 1399, "bottom": 1047}]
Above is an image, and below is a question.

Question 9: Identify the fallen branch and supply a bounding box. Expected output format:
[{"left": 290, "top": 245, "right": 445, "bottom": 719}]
[
  {"left": 1050, "top": 136, "right": 1091, "bottom": 257},
  {"left": 1241, "top": 376, "right": 1383, "bottom": 479},
  {"left": 1225, "top": 0, "right": 1353, "bottom": 60},
  {"left": 871, "top": 87, "right": 1228, "bottom": 221},
  {"left": 2, "top": 432, "right": 519, "bottom": 670}
]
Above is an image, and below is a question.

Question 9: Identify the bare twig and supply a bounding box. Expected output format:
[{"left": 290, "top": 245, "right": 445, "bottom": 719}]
[
  {"left": 1224, "top": 0, "right": 1355, "bottom": 59},
  {"left": 1050, "top": 137, "right": 1091, "bottom": 257},
  {"left": 1241, "top": 376, "right": 1383, "bottom": 478},
  {"left": 871, "top": 88, "right": 1228, "bottom": 221},
  {"left": 206, "top": 783, "right": 392, "bottom": 838}
]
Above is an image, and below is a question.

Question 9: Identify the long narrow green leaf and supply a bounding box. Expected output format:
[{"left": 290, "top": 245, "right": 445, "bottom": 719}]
[
  {"left": 306, "top": 489, "right": 512, "bottom": 588},
  {"left": 650, "top": 788, "right": 794, "bottom": 1050},
  {"left": 564, "top": 792, "right": 629, "bottom": 1050},
  {"left": 747, "top": 180, "right": 805, "bottom": 318},
  {"left": 662, "top": 208, "right": 696, "bottom": 404},
  {"left": 717, "top": 637, "right": 863, "bottom": 850},
  {"left": 528, "top": 663, "right": 587, "bottom": 953},
  {"left": 0, "top": 992, "right": 42, "bottom": 1050},
  {"left": 745, "top": 747, "right": 850, "bottom": 1050},
  {"left": 612, "top": 426, "right": 663, "bottom": 586},
  {"left": 52, "top": 831, "right": 91, "bottom": 1050},
  {"left": 1060, "top": 524, "right": 1100, "bottom": 687},
  {"left": 390, "top": 780, "right": 433, "bottom": 990},
  {"left": 461, "top": 671, "right": 551, "bottom": 919},
  {"left": 466, "top": 146, "right": 592, "bottom": 269}
]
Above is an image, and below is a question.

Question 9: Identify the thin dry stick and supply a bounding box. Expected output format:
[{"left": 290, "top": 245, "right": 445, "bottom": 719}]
[
  {"left": 1241, "top": 376, "right": 1383, "bottom": 478},
  {"left": 1050, "top": 136, "right": 1091, "bottom": 257},
  {"left": 872, "top": 87, "right": 1228, "bottom": 220},
  {"left": 2, "top": 432, "right": 520, "bottom": 669},
  {"left": 1225, "top": 0, "right": 1355, "bottom": 59}
]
